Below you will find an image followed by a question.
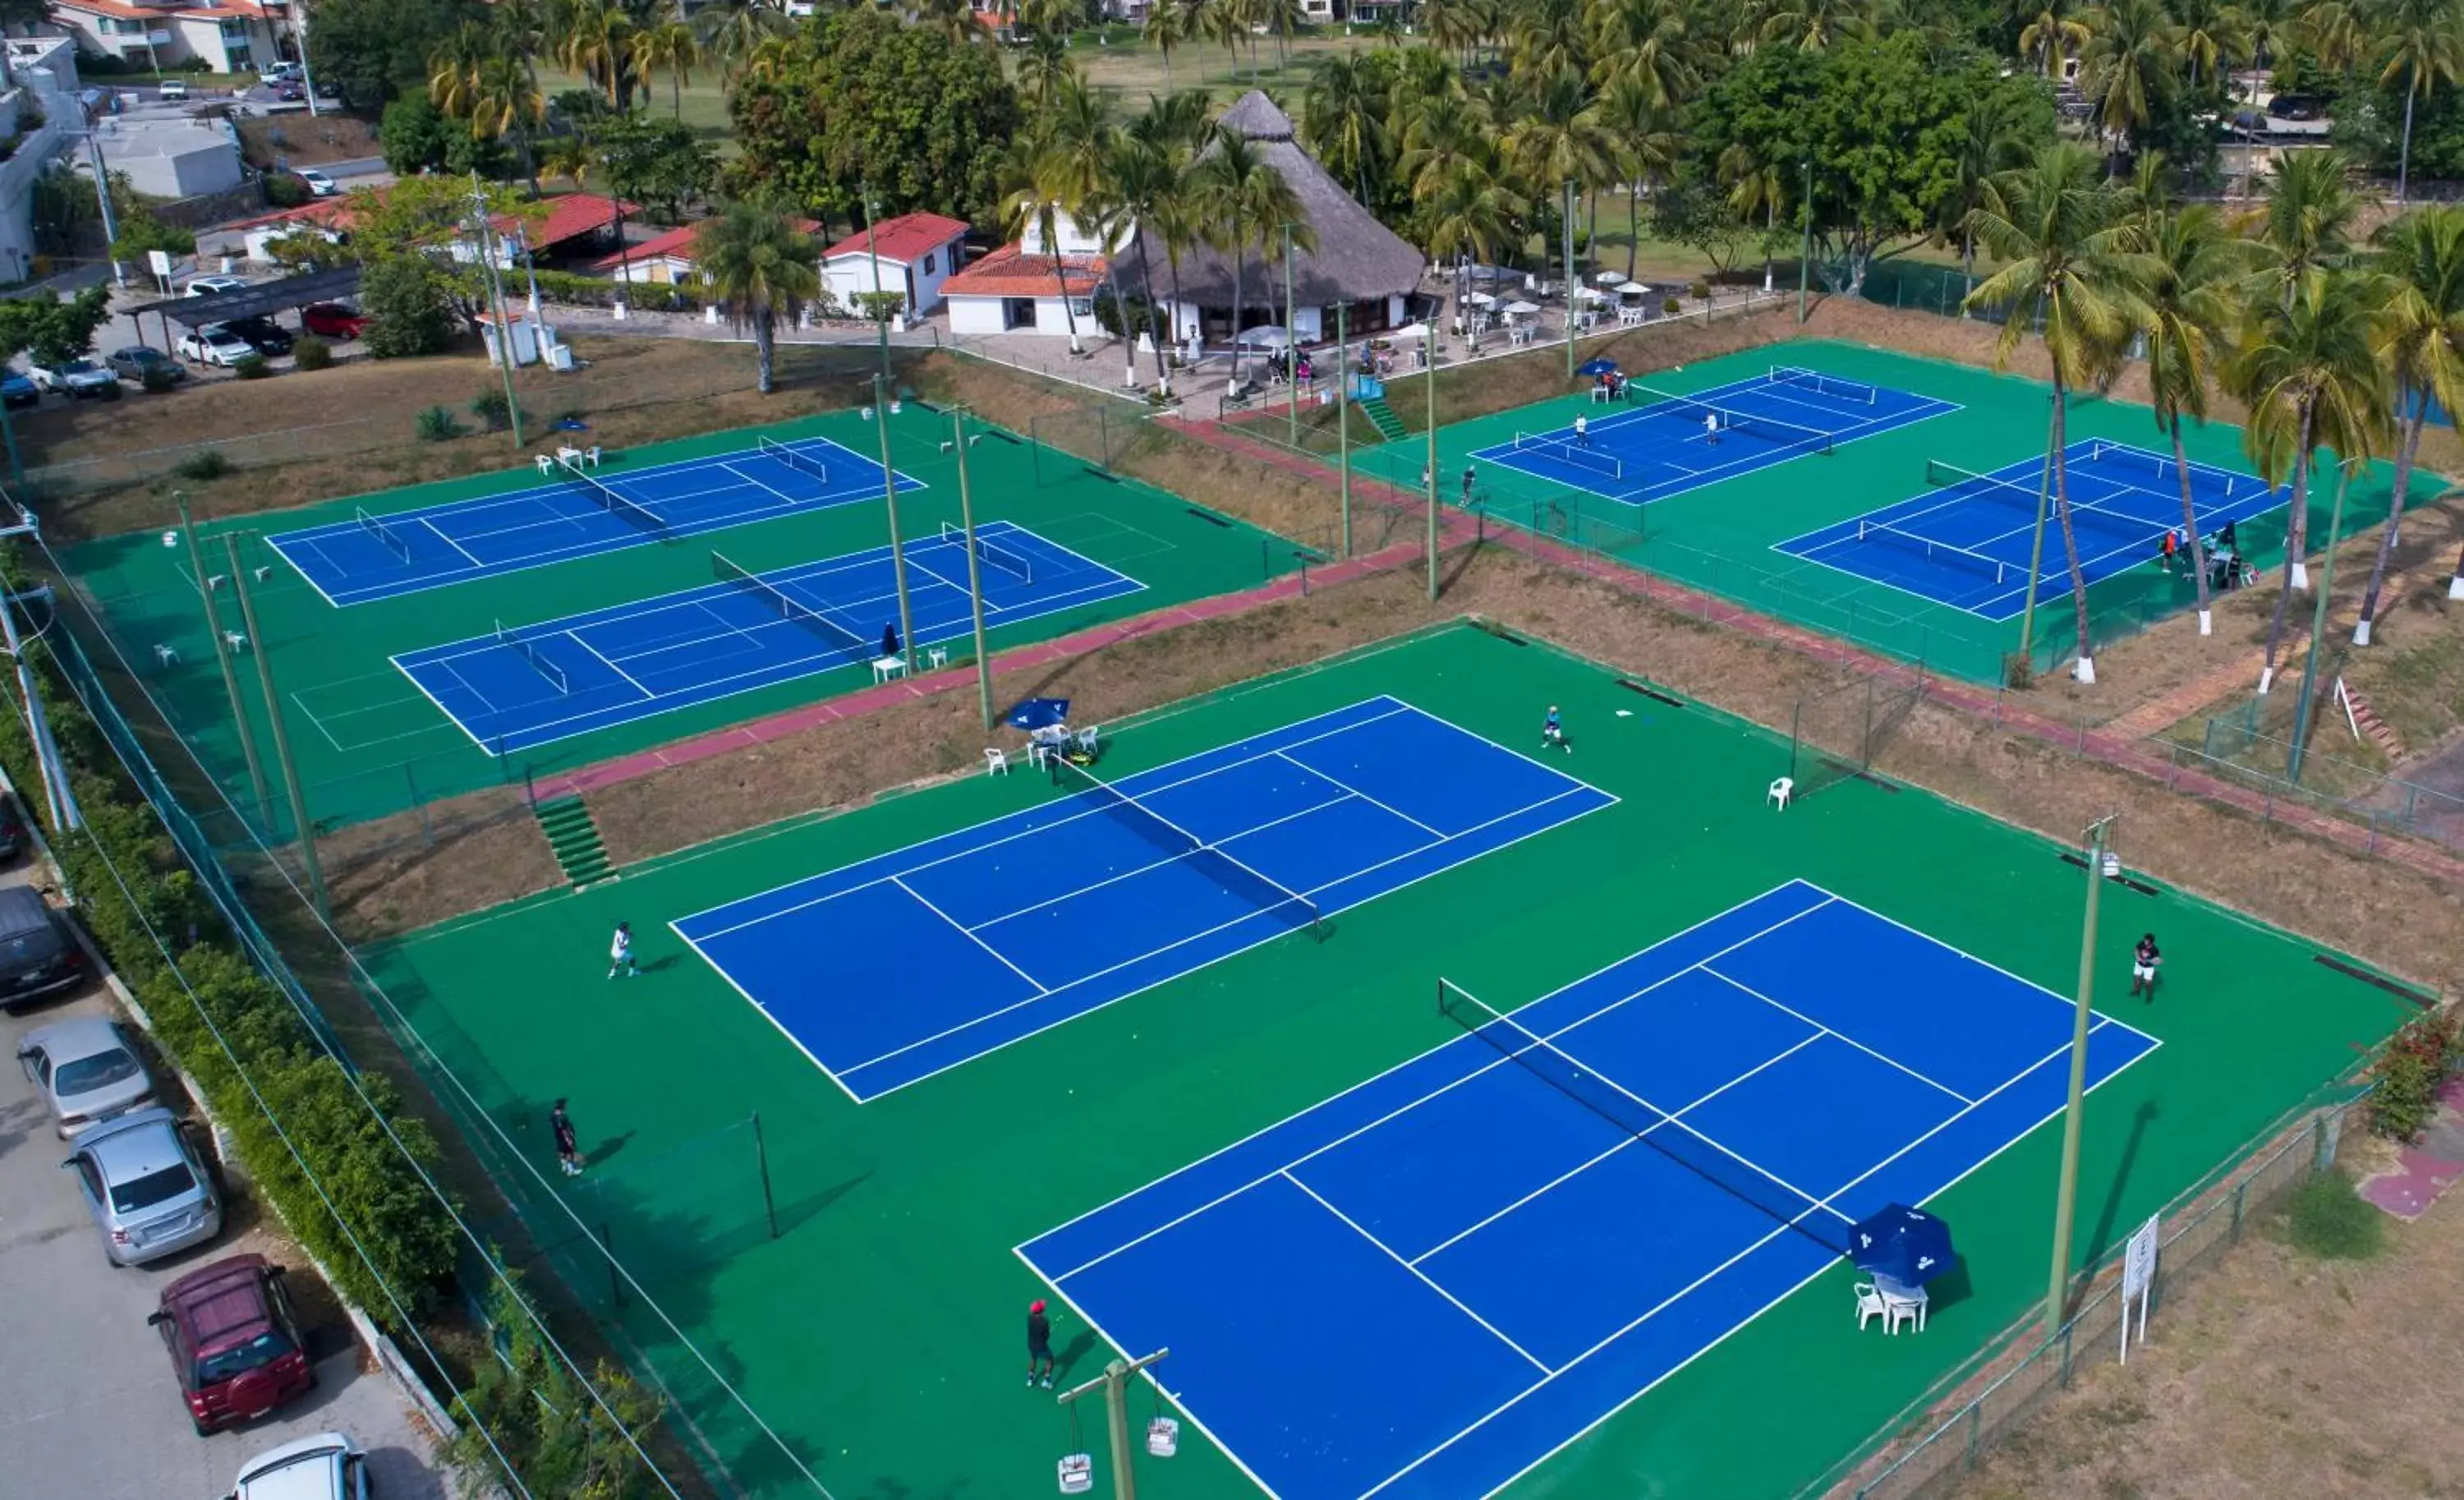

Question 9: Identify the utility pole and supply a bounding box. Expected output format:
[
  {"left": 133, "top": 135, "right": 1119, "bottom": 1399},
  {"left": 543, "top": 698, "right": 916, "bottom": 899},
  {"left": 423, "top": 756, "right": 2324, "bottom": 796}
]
[
  {"left": 1796, "top": 159, "right": 1812, "bottom": 324},
  {"left": 872, "top": 375, "right": 917, "bottom": 675},
  {"left": 0, "top": 511, "right": 79, "bottom": 833},
  {"left": 1425, "top": 330, "right": 1439, "bottom": 601},
  {"left": 2044, "top": 813, "right": 2116, "bottom": 1336},
  {"left": 87, "top": 131, "right": 126, "bottom": 288},
  {"left": 1284, "top": 222, "right": 1299, "bottom": 450},
  {"left": 176, "top": 494, "right": 274, "bottom": 831},
  {"left": 1335, "top": 301, "right": 1352, "bottom": 559},
  {"left": 2287, "top": 458, "right": 2356, "bottom": 783},
  {"left": 950, "top": 408, "right": 995, "bottom": 728},
  {"left": 1055, "top": 1348, "right": 1170, "bottom": 1500},
  {"left": 863, "top": 186, "right": 893, "bottom": 388},
  {"left": 1563, "top": 179, "right": 1577, "bottom": 379},
  {"left": 228, "top": 535, "right": 328, "bottom": 918},
  {"left": 469, "top": 176, "right": 526, "bottom": 448}
]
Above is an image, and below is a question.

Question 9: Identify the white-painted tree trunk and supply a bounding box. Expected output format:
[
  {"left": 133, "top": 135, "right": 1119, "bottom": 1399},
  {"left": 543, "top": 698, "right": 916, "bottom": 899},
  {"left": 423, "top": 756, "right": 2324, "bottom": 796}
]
[
  {"left": 2257, "top": 664, "right": 2275, "bottom": 692},
  {"left": 2074, "top": 656, "right": 2095, "bottom": 684},
  {"left": 2196, "top": 609, "right": 2212, "bottom": 637},
  {"left": 2450, "top": 573, "right": 2464, "bottom": 600},
  {"left": 2289, "top": 560, "right": 2310, "bottom": 591},
  {"left": 2354, "top": 618, "right": 2374, "bottom": 646}
]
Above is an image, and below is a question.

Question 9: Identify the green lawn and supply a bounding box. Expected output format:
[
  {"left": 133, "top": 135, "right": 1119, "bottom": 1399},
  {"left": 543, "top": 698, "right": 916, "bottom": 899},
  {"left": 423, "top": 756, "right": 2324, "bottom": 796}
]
[
  {"left": 60, "top": 403, "right": 1301, "bottom": 834},
  {"left": 367, "top": 622, "right": 2407, "bottom": 1499}
]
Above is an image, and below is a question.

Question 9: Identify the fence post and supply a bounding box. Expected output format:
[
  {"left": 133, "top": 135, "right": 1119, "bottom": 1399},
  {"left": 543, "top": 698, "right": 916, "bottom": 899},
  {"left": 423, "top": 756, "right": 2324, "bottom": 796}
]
[
  {"left": 604, "top": 1222, "right": 622, "bottom": 1309},
  {"left": 2057, "top": 1320, "right": 2076, "bottom": 1387},
  {"left": 1965, "top": 1397, "right": 1983, "bottom": 1467},
  {"left": 751, "top": 1111, "right": 779, "bottom": 1241},
  {"left": 2229, "top": 1179, "right": 2247, "bottom": 1242}
]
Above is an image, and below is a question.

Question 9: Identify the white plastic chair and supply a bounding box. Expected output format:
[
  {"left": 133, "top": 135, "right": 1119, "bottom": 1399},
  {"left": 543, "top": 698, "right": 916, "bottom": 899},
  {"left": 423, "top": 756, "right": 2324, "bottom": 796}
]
[
  {"left": 982, "top": 748, "right": 1009, "bottom": 777},
  {"left": 1878, "top": 1281, "right": 1928, "bottom": 1333},
  {"left": 1075, "top": 725, "right": 1099, "bottom": 755},
  {"left": 926, "top": 645, "right": 949, "bottom": 669},
  {"left": 535, "top": 454, "right": 554, "bottom": 476},
  {"left": 1768, "top": 776, "right": 1793, "bottom": 811},
  {"left": 153, "top": 643, "right": 179, "bottom": 667},
  {"left": 1854, "top": 1281, "right": 1889, "bottom": 1332},
  {"left": 585, "top": 445, "right": 603, "bottom": 467}
]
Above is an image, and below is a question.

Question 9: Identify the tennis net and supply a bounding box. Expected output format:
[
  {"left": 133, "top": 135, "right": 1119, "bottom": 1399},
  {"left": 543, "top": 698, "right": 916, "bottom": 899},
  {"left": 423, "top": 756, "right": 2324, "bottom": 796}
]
[
  {"left": 356, "top": 505, "right": 412, "bottom": 564},
  {"left": 1051, "top": 757, "right": 1322, "bottom": 940},
  {"left": 494, "top": 620, "right": 569, "bottom": 694},
  {"left": 1437, "top": 978, "right": 1848, "bottom": 1254},
  {"left": 1511, "top": 430, "right": 1625, "bottom": 481},
  {"left": 1627, "top": 384, "right": 1836, "bottom": 455},
  {"left": 1924, "top": 458, "right": 2177, "bottom": 542},
  {"left": 711, "top": 550, "right": 869, "bottom": 656},
  {"left": 1855, "top": 520, "right": 2011, "bottom": 586},
  {"left": 939, "top": 522, "right": 1034, "bottom": 585},
  {"left": 2082, "top": 439, "right": 2248, "bottom": 499},
  {"left": 559, "top": 456, "right": 667, "bottom": 534},
  {"left": 756, "top": 435, "right": 830, "bottom": 483},
  {"left": 1768, "top": 366, "right": 1879, "bottom": 406}
]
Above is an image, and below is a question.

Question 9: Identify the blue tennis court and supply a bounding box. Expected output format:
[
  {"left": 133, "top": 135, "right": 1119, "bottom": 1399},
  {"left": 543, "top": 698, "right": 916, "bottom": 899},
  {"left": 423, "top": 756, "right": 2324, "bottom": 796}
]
[
  {"left": 672, "top": 697, "right": 1616, "bottom": 1101},
  {"left": 392, "top": 520, "right": 1135, "bottom": 755},
  {"left": 1019, "top": 880, "right": 2159, "bottom": 1500},
  {"left": 1469, "top": 366, "right": 1958, "bottom": 504},
  {"left": 1775, "top": 439, "right": 2289, "bottom": 619},
  {"left": 269, "top": 435, "right": 922, "bottom": 606}
]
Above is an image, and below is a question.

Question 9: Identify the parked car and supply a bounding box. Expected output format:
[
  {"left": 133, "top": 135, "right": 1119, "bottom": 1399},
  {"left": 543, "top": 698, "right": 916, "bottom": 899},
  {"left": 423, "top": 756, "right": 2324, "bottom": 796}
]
[
  {"left": 179, "top": 324, "right": 260, "bottom": 367},
  {"left": 0, "top": 884, "right": 86, "bottom": 1010},
  {"left": 300, "top": 301, "right": 369, "bottom": 339},
  {"left": 107, "top": 344, "right": 186, "bottom": 386},
  {"left": 297, "top": 167, "right": 338, "bottom": 196},
  {"left": 149, "top": 1254, "right": 313, "bottom": 1433},
  {"left": 26, "top": 357, "right": 119, "bottom": 398},
  {"left": 260, "top": 60, "right": 302, "bottom": 82},
  {"left": 62, "top": 1105, "right": 223, "bottom": 1267},
  {"left": 0, "top": 371, "right": 33, "bottom": 408},
  {"left": 158, "top": 78, "right": 190, "bottom": 101},
  {"left": 229, "top": 1431, "right": 369, "bottom": 1500},
  {"left": 271, "top": 80, "right": 306, "bottom": 102},
  {"left": 186, "top": 274, "right": 248, "bottom": 297},
  {"left": 223, "top": 315, "right": 293, "bottom": 357},
  {"left": 18, "top": 1016, "right": 155, "bottom": 1137}
]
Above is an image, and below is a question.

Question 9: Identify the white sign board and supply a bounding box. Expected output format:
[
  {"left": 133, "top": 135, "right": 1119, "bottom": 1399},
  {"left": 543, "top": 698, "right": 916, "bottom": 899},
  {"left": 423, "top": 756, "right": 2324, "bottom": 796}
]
[
  {"left": 2118, "top": 1212, "right": 2159, "bottom": 1361},
  {"left": 146, "top": 249, "right": 174, "bottom": 288}
]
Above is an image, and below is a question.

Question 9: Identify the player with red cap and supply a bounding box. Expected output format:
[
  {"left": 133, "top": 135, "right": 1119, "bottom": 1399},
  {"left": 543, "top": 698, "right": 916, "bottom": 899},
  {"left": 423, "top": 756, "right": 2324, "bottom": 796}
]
[{"left": 1027, "top": 1298, "right": 1056, "bottom": 1388}]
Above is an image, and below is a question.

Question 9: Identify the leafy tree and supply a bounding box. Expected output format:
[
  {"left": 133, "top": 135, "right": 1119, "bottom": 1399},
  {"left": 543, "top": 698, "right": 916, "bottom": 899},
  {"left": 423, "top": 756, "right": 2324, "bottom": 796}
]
[
  {"left": 380, "top": 94, "right": 454, "bottom": 176},
  {"left": 693, "top": 202, "right": 821, "bottom": 393},
  {"left": 725, "top": 7, "right": 1023, "bottom": 228},
  {"left": 308, "top": 0, "right": 485, "bottom": 108},
  {"left": 0, "top": 284, "right": 114, "bottom": 366},
  {"left": 444, "top": 1278, "right": 665, "bottom": 1500},
  {"left": 2360, "top": 208, "right": 2464, "bottom": 640},
  {"left": 1649, "top": 180, "right": 1754, "bottom": 274},
  {"left": 360, "top": 255, "right": 462, "bottom": 358},
  {"left": 595, "top": 113, "right": 718, "bottom": 225}
]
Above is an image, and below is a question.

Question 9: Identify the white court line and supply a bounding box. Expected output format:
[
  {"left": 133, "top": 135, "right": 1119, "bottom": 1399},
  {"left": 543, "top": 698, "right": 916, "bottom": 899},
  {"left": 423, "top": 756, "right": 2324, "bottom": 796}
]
[
  {"left": 565, "top": 632, "right": 654, "bottom": 700},
  {"left": 1041, "top": 886, "right": 1834, "bottom": 1285},
  {"left": 674, "top": 702, "right": 1423, "bottom": 940},
  {"left": 1698, "top": 966, "right": 1975, "bottom": 1103},
  {"left": 890, "top": 875, "right": 1050, "bottom": 993},
  {"left": 1280, "top": 1170, "right": 1553, "bottom": 1375},
  {"left": 1823, "top": 889, "right": 2166, "bottom": 1049},
  {"left": 670, "top": 925, "right": 867, "bottom": 1107},
  {"left": 1277, "top": 749, "right": 1446, "bottom": 838},
  {"left": 416, "top": 516, "right": 485, "bottom": 569},
  {"left": 718, "top": 459, "right": 797, "bottom": 506}
]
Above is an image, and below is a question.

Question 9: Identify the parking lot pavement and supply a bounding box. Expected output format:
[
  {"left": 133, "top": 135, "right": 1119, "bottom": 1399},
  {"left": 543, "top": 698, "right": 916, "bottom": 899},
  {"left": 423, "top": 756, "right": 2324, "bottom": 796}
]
[{"left": 0, "top": 853, "right": 446, "bottom": 1500}]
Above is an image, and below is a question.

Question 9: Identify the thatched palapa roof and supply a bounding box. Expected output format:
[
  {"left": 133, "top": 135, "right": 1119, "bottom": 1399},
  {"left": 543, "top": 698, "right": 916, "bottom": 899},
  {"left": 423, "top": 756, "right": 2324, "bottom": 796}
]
[{"left": 1133, "top": 92, "right": 1423, "bottom": 311}]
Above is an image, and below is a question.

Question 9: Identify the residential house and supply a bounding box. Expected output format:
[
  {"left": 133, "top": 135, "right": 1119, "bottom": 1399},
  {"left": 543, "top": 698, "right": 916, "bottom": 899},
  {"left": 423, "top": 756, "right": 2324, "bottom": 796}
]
[
  {"left": 591, "top": 217, "right": 821, "bottom": 285},
  {"left": 0, "top": 36, "right": 77, "bottom": 283},
  {"left": 940, "top": 208, "right": 1108, "bottom": 338},
  {"left": 47, "top": 0, "right": 301, "bottom": 75},
  {"left": 820, "top": 211, "right": 968, "bottom": 320}
]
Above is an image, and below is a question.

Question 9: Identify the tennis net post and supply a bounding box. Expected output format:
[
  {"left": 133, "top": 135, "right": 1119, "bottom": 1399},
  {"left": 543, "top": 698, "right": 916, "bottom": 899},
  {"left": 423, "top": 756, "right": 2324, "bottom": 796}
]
[
  {"left": 710, "top": 549, "right": 870, "bottom": 657},
  {"left": 757, "top": 434, "right": 830, "bottom": 483},
  {"left": 355, "top": 505, "right": 412, "bottom": 564}
]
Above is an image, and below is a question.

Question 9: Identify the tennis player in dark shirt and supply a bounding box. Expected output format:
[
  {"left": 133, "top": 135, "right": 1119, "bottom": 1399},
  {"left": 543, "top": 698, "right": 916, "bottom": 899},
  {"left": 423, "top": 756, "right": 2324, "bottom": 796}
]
[
  {"left": 1027, "top": 1299, "right": 1055, "bottom": 1389},
  {"left": 2130, "top": 933, "right": 2161, "bottom": 1000}
]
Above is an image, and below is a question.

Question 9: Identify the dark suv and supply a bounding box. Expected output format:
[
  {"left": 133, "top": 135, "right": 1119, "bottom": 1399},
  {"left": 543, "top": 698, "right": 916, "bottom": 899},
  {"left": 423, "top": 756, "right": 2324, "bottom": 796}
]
[
  {"left": 149, "top": 1254, "right": 315, "bottom": 1433},
  {"left": 0, "top": 885, "right": 85, "bottom": 1010},
  {"left": 223, "top": 316, "right": 294, "bottom": 357}
]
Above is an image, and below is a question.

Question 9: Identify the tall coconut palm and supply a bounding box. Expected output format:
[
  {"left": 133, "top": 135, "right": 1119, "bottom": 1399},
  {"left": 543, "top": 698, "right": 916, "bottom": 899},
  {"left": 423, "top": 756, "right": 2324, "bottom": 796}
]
[
  {"left": 2226, "top": 266, "right": 2388, "bottom": 686},
  {"left": 1193, "top": 126, "right": 1312, "bottom": 383},
  {"left": 1596, "top": 73, "right": 1680, "bottom": 280},
  {"left": 1720, "top": 140, "right": 1786, "bottom": 291},
  {"left": 1037, "top": 76, "right": 1120, "bottom": 357},
  {"left": 2139, "top": 202, "right": 2253, "bottom": 636},
  {"left": 696, "top": 0, "right": 785, "bottom": 83},
  {"left": 2080, "top": 0, "right": 2181, "bottom": 162},
  {"left": 2246, "top": 149, "right": 2366, "bottom": 582},
  {"left": 1502, "top": 65, "right": 1615, "bottom": 288},
  {"left": 917, "top": 0, "right": 980, "bottom": 44},
  {"left": 2172, "top": 0, "right": 2250, "bottom": 93},
  {"left": 1585, "top": 0, "right": 1699, "bottom": 111},
  {"left": 558, "top": 0, "right": 637, "bottom": 108},
  {"left": 2297, "top": 0, "right": 2370, "bottom": 74},
  {"left": 1134, "top": 86, "right": 1217, "bottom": 154},
  {"left": 1199, "top": 0, "right": 1244, "bottom": 79},
  {"left": 540, "top": 133, "right": 596, "bottom": 191},
  {"left": 1305, "top": 53, "right": 1391, "bottom": 207},
  {"left": 1100, "top": 134, "right": 1185, "bottom": 393},
  {"left": 997, "top": 133, "right": 1087, "bottom": 354},
  {"left": 1512, "top": 0, "right": 1590, "bottom": 77},
  {"left": 694, "top": 203, "right": 821, "bottom": 393},
  {"left": 1423, "top": 147, "right": 1524, "bottom": 352},
  {"left": 1963, "top": 141, "right": 2145, "bottom": 683},
  {"left": 630, "top": 18, "right": 698, "bottom": 120},
  {"left": 1943, "top": 85, "right": 2037, "bottom": 297},
  {"left": 2370, "top": 0, "right": 2464, "bottom": 204},
  {"left": 1752, "top": 0, "right": 1879, "bottom": 51},
  {"left": 2361, "top": 208, "right": 2464, "bottom": 639},
  {"left": 467, "top": 53, "right": 549, "bottom": 196},
  {"left": 1142, "top": 0, "right": 1191, "bottom": 90},
  {"left": 2020, "top": 0, "right": 2093, "bottom": 76},
  {"left": 1017, "top": 28, "right": 1078, "bottom": 109}
]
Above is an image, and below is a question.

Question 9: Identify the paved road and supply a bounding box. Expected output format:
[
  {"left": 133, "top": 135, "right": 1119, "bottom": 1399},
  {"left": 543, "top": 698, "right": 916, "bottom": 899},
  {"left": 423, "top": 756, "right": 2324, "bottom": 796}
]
[{"left": 0, "top": 842, "right": 445, "bottom": 1499}]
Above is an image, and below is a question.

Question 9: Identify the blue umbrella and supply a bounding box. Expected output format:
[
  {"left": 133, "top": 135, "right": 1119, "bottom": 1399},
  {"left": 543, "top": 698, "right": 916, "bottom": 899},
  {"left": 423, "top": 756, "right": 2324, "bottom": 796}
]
[
  {"left": 1850, "top": 1203, "right": 1956, "bottom": 1286},
  {"left": 1006, "top": 697, "right": 1071, "bottom": 732},
  {"left": 1577, "top": 358, "right": 1620, "bottom": 377}
]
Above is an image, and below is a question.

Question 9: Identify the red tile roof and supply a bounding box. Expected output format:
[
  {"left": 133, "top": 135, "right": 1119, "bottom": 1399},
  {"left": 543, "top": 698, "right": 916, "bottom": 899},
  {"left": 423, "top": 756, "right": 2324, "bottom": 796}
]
[
  {"left": 821, "top": 213, "right": 971, "bottom": 266},
  {"left": 587, "top": 217, "right": 822, "bottom": 273},
  {"left": 940, "top": 244, "right": 1106, "bottom": 299},
  {"left": 504, "top": 193, "right": 639, "bottom": 247}
]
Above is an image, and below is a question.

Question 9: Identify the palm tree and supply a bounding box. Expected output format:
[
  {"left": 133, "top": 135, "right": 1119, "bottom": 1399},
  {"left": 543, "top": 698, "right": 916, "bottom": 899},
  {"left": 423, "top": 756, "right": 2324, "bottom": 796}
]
[
  {"left": 1100, "top": 134, "right": 1185, "bottom": 393},
  {"left": 540, "top": 133, "right": 596, "bottom": 191},
  {"left": 1943, "top": 85, "right": 2036, "bottom": 297},
  {"left": 2224, "top": 266, "right": 2388, "bottom": 687},
  {"left": 1037, "top": 76, "right": 1120, "bottom": 357},
  {"left": 467, "top": 53, "right": 549, "bottom": 197},
  {"left": 2172, "top": 0, "right": 2250, "bottom": 93},
  {"left": 917, "top": 0, "right": 981, "bottom": 44},
  {"left": 2246, "top": 149, "right": 2366, "bottom": 582},
  {"left": 1511, "top": 0, "right": 1589, "bottom": 77},
  {"left": 2139, "top": 202, "right": 2252, "bottom": 636},
  {"left": 2080, "top": 0, "right": 2181, "bottom": 163},
  {"left": 694, "top": 203, "right": 821, "bottom": 393},
  {"left": 1586, "top": 0, "right": 1699, "bottom": 110},
  {"left": 695, "top": 0, "right": 786, "bottom": 84},
  {"left": 1258, "top": 0, "right": 1302, "bottom": 69},
  {"left": 1963, "top": 141, "right": 2145, "bottom": 683},
  {"left": 740, "top": 33, "right": 798, "bottom": 85},
  {"left": 2020, "top": 0, "right": 2093, "bottom": 77},
  {"left": 1502, "top": 65, "right": 1616, "bottom": 291},
  {"left": 1193, "top": 126, "right": 1312, "bottom": 383},
  {"left": 631, "top": 18, "right": 698, "bottom": 120},
  {"left": 1753, "top": 0, "right": 1879, "bottom": 50},
  {"left": 998, "top": 134, "right": 1087, "bottom": 354},
  {"left": 1423, "top": 147, "right": 1524, "bottom": 353},
  {"left": 1720, "top": 140, "right": 1786, "bottom": 292},
  {"left": 1017, "top": 29, "right": 1078, "bottom": 109},
  {"left": 1596, "top": 73, "right": 1680, "bottom": 280},
  {"left": 2298, "top": 0, "right": 2370, "bottom": 74},
  {"left": 2370, "top": 0, "right": 2464, "bottom": 203},
  {"left": 558, "top": 0, "right": 637, "bottom": 108},
  {"left": 1199, "top": 0, "right": 1244, "bottom": 79},
  {"left": 1305, "top": 53, "right": 1391, "bottom": 207},
  {"left": 2361, "top": 208, "right": 2464, "bottom": 640},
  {"left": 1142, "top": 0, "right": 1192, "bottom": 90}
]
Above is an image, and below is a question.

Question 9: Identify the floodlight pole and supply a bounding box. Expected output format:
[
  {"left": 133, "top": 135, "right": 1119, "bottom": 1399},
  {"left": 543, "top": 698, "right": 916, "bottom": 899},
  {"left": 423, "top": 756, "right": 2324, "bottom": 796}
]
[
  {"left": 1056, "top": 1346, "right": 1170, "bottom": 1500},
  {"left": 2044, "top": 812, "right": 2116, "bottom": 1336},
  {"left": 468, "top": 176, "right": 526, "bottom": 449},
  {"left": 1283, "top": 222, "right": 1299, "bottom": 450},
  {"left": 1796, "top": 159, "right": 1812, "bottom": 324},
  {"left": 1335, "top": 301, "right": 1352, "bottom": 559},
  {"left": 175, "top": 493, "right": 274, "bottom": 832},
  {"left": 1424, "top": 329, "right": 1439, "bottom": 601},
  {"left": 872, "top": 375, "right": 917, "bottom": 675},
  {"left": 950, "top": 407, "right": 995, "bottom": 728},
  {"left": 863, "top": 186, "right": 893, "bottom": 389},
  {"left": 1563, "top": 178, "right": 1577, "bottom": 379},
  {"left": 227, "top": 534, "right": 328, "bottom": 919}
]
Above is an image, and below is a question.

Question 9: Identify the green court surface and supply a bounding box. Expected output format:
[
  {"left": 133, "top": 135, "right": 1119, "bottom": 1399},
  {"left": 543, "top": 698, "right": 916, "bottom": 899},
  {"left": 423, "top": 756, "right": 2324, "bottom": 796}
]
[
  {"left": 53, "top": 403, "right": 1302, "bottom": 835},
  {"left": 1349, "top": 338, "right": 2416, "bottom": 684},
  {"left": 363, "top": 623, "right": 2407, "bottom": 1500}
]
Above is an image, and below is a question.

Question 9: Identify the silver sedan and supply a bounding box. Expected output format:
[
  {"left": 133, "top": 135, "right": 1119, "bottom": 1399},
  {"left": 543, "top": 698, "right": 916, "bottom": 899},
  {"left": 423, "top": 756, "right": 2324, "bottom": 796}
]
[{"left": 16, "top": 1015, "right": 155, "bottom": 1137}]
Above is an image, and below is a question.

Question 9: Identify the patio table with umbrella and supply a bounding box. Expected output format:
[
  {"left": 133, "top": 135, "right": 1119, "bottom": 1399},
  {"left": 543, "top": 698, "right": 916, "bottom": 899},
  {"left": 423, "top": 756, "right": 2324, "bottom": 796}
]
[{"left": 1850, "top": 1203, "right": 1956, "bottom": 1327}]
